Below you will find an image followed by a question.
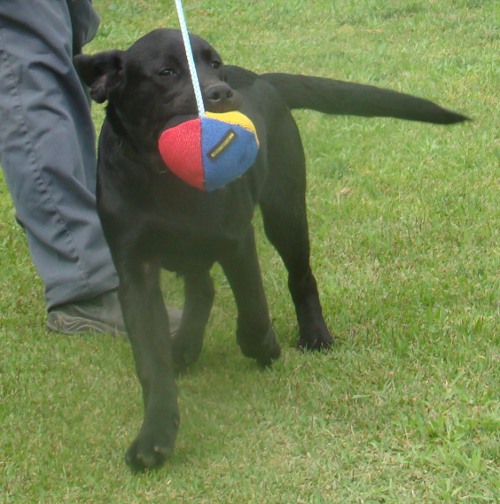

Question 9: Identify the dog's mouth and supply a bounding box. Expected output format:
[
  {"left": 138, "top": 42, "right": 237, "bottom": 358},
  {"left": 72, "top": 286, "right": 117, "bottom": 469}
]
[
  {"left": 205, "top": 97, "right": 242, "bottom": 115},
  {"left": 156, "top": 87, "right": 243, "bottom": 134}
]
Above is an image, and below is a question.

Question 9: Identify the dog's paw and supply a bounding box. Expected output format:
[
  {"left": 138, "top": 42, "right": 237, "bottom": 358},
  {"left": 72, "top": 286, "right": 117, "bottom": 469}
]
[
  {"left": 256, "top": 330, "right": 281, "bottom": 367},
  {"left": 125, "top": 416, "right": 179, "bottom": 471},
  {"left": 239, "top": 327, "right": 281, "bottom": 367},
  {"left": 172, "top": 334, "right": 203, "bottom": 374},
  {"left": 297, "top": 326, "right": 334, "bottom": 351},
  {"left": 125, "top": 438, "right": 172, "bottom": 471}
]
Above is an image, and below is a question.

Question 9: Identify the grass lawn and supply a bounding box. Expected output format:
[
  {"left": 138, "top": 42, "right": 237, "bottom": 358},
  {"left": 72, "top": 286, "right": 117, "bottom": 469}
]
[{"left": 1, "top": 0, "right": 498, "bottom": 502}]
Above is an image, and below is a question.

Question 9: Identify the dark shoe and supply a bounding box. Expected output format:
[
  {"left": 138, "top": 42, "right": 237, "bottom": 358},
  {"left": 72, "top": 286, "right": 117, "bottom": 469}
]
[{"left": 46, "top": 290, "right": 182, "bottom": 336}]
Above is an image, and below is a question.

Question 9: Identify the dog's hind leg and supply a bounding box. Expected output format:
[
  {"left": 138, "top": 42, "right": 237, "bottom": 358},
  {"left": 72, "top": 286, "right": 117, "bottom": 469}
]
[
  {"left": 261, "top": 198, "right": 333, "bottom": 350},
  {"left": 172, "top": 269, "right": 215, "bottom": 373},
  {"left": 218, "top": 227, "right": 281, "bottom": 366},
  {"left": 260, "top": 125, "right": 333, "bottom": 351}
]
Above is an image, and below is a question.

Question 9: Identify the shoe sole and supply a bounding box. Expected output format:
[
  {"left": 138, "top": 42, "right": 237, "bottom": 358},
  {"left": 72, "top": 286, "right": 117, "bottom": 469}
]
[{"left": 46, "top": 312, "right": 124, "bottom": 335}]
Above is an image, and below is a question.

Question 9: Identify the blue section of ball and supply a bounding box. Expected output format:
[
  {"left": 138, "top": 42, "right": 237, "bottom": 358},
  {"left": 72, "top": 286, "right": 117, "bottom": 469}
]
[{"left": 200, "top": 116, "right": 259, "bottom": 191}]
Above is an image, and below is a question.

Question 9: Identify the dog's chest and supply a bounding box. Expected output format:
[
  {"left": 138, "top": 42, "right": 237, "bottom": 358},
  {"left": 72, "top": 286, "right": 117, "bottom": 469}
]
[{"left": 134, "top": 181, "right": 256, "bottom": 270}]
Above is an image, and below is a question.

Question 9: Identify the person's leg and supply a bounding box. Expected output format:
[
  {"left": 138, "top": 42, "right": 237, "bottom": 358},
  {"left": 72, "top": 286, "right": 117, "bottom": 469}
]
[{"left": 0, "top": 1, "right": 118, "bottom": 312}]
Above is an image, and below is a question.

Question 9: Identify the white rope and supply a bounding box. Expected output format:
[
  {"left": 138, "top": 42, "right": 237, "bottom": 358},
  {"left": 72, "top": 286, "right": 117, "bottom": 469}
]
[{"left": 174, "top": 0, "right": 206, "bottom": 117}]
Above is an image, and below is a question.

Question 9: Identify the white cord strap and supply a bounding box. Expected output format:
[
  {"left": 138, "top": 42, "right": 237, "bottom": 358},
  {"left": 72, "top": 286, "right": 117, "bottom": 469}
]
[{"left": 174, "top": 0, "right": 206, "bottom": 117}]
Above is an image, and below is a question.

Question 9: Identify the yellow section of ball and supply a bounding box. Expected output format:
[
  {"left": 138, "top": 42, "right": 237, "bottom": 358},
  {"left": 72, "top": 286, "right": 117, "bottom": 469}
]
[{"left": 205, "top": 111, "right": 259, "bottom": 145}]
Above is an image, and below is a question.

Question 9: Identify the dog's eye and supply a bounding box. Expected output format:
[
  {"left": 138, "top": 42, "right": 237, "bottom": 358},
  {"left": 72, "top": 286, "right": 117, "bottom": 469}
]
[
  {"left": 211, "top": 61, "right": 222, "bottom": 70},
  {"left": 158, "top": 68, "right": 176, "bottom": 77}
]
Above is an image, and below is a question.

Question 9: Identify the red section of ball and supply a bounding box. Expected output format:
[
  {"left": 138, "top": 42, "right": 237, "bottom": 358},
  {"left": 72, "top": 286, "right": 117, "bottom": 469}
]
[{"left": 158, "top": 119, "right": 204, "bottom": 190}]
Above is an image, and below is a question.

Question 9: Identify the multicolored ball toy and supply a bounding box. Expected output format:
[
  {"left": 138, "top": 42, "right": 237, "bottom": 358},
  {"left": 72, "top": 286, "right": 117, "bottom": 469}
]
[{"left": 158, "top": 111, "right": 259, "bottom": 191}]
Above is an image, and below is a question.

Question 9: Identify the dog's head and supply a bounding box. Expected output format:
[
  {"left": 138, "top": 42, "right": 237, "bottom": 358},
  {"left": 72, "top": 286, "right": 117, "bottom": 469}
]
[{"left": 75, "top": 29, "right": 241, "bottom": 144}]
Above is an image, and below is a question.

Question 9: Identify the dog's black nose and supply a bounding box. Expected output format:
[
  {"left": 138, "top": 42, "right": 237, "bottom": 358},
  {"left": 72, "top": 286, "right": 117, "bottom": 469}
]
[{"left": 205, "top": 83, "right": 234, "bottom": 105}]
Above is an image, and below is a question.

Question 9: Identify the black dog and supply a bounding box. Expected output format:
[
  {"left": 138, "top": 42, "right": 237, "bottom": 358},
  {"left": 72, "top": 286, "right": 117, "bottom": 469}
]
[{"left": 75, "top": 28, "right": 467, "bottom": 470}]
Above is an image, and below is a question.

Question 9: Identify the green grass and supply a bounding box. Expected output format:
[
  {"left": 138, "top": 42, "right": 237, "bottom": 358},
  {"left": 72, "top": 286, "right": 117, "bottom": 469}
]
[{"left": 1, "top": 0, "right": 499, "bottom": 502}]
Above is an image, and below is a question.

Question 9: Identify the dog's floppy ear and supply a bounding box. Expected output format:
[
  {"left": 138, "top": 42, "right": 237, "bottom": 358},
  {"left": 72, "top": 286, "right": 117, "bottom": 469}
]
[{"left": 74, "top": 50, "right": 125, "bottom": 103}]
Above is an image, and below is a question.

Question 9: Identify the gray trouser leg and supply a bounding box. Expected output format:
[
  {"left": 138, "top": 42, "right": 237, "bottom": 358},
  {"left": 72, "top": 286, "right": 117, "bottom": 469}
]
[{"left": 0, "top": 0, "right": 118, "bottom": 309}]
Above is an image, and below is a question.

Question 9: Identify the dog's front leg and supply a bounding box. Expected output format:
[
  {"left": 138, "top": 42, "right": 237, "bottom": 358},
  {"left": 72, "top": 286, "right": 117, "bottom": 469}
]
[
  {"left": 219, "top": 228, "right": 281, "bottom": 366},
  {"left": 117, "top": 261, "right": 178, "bottom": 471}
]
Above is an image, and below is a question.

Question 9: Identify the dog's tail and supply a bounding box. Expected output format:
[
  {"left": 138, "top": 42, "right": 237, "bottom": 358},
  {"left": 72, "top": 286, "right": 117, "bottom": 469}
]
[{"left": 261, "top": 73, "right": 469, "bottom": 124}]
